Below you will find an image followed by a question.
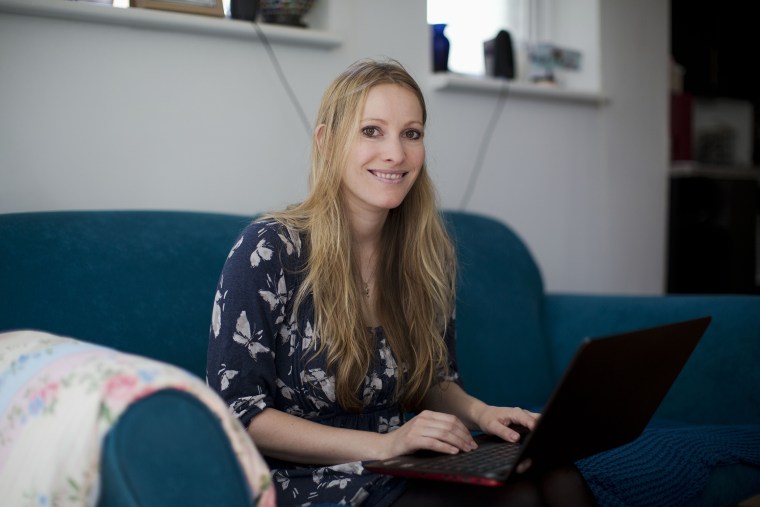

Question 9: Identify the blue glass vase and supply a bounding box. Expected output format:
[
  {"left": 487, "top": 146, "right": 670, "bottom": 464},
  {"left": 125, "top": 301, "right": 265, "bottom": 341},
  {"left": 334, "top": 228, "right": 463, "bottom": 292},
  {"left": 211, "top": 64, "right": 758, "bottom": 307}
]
[{"left": 431, "top": 24, "right": 450, "bottom": 73}]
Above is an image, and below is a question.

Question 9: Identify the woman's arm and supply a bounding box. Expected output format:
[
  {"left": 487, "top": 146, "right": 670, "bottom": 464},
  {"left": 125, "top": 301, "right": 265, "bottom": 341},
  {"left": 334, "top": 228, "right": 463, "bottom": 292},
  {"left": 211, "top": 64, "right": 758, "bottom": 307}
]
[
  {"left": 248, "top": 408, "right": 387, "bottom": 464},
  {"left": 249, "top": 405, "right": 482, "bottom": 464},
  {"left": 422, "top": 381, "right": 539, "bottom": 443},
  {"left": 250, "top": 384, "right": 538, "bottom": 464}
]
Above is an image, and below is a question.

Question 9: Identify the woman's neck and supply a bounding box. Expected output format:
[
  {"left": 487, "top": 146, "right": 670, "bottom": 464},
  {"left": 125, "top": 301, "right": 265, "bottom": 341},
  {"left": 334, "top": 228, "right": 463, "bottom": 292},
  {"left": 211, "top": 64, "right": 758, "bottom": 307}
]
[
  {"left": 349, "top": 209, "right": 387, "bottom": 250},
  {"left": 348, "top": 210, "right": 385, "bottom": 328}
]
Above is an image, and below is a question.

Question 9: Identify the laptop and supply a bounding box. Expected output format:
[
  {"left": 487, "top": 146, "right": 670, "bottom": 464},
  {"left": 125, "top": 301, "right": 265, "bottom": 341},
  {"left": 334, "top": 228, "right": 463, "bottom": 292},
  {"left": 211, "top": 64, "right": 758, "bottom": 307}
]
[{"left": 365, "top": 316, "right": 711, "bottom": 486}]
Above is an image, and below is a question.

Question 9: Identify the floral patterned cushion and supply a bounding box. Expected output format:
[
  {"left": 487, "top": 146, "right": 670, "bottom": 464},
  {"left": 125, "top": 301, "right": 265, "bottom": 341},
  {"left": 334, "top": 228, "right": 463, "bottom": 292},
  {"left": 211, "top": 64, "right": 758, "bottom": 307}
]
[{"left": 0, "top": 330, "right": 275, "bottom": 507}]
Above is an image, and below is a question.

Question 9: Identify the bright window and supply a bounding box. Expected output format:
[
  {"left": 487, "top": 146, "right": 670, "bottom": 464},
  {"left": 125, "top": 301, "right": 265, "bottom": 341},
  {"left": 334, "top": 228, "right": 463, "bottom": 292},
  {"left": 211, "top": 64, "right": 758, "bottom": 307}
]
[{"left": 427, "top": 0, "right": 534, "bottom": 76}]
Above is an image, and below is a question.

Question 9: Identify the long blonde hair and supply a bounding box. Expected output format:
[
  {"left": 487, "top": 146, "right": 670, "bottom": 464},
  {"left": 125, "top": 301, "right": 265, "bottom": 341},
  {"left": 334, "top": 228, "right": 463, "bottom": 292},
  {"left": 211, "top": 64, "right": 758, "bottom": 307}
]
[{"left": 267, "top": 59, "right": 456, "bottom": 412}]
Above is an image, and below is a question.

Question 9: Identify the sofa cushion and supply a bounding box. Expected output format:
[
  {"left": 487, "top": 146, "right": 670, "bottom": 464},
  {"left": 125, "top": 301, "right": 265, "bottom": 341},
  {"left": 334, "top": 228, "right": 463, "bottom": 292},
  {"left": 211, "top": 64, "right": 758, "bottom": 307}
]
[
  {"left": 443, "top": 212, "right": 555, "bottom": 407},
  {"left": 0, "top": 211, "right": 251, "bottom": 379},
  {"left": 576, "top": 424, "right": 760, "bottom": 506}
]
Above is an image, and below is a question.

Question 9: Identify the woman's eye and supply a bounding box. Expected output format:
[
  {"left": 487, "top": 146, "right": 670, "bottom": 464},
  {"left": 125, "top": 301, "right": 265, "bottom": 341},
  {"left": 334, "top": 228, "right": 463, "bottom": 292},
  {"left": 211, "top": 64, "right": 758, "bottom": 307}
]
[
  {"left": 362, "top": 126, "right": 380, "bottom": 137},
  {"left": 404, "top": 129, "right": 422, "bottom": 140}
]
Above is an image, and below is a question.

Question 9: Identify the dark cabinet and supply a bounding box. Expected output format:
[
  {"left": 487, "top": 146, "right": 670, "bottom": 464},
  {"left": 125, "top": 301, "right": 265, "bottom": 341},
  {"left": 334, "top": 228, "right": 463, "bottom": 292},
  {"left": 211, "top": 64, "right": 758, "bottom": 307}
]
[{"left": 667, "top": 171, "right": 759, "bottom": 294}]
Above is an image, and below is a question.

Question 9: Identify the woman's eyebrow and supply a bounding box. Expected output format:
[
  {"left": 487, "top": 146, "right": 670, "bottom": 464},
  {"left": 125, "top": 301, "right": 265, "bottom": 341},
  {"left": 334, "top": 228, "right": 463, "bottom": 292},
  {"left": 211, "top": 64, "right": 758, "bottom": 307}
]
[
  {"left": 361, "top": 117, "right": 388, "bottom": 124},
  {"left": 361, "top": 118, "right": 423, "bottom": 127}
]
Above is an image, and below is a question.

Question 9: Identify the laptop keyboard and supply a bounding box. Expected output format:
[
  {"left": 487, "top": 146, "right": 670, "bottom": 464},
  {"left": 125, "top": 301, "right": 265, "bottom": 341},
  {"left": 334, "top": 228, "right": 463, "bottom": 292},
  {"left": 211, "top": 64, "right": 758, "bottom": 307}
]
[{"left": 413, "top": 436, "right": 522, "bottom": 475}]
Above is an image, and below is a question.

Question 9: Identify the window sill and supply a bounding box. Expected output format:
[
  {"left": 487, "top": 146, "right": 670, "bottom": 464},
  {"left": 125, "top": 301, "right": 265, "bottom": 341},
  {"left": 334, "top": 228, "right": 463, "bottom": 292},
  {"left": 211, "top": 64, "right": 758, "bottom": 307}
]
[
  {"left": 0, "top": 0, "right": 343, "bottom": 49},
  {"left": 429, "top": 73, "right": 608, "bottom": 105}
]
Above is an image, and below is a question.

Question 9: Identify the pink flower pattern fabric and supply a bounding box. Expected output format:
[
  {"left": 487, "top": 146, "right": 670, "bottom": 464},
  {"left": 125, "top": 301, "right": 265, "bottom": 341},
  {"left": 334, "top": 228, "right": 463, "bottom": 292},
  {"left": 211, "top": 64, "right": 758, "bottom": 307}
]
[{"left": 0, "top": 330, "right": 275, "bottom": 507}]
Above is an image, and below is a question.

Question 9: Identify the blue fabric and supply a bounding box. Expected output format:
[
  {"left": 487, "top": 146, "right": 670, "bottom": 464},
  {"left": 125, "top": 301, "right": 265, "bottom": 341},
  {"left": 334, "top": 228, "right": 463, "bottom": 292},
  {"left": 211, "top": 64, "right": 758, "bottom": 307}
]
[
  {"left": 695, "top": 464, "right": 760, "bottom": 507},
  {"left": 3, "top": 209, "right": 759, "bottom": 506},
  {"left": 576, "top": 424, "right": 760, "bottom": 506},
  {"left": 0, "top": 211, "right": 251, "bottom": 379},
  {"left": 443, "top": 212, "right": 556, "bottom": 409},
  {"left": 544, "top": 294, "right": 760, "bottom": 425},
  {"left": 98, "top": 389, "right": 253, "bottom": 507}
]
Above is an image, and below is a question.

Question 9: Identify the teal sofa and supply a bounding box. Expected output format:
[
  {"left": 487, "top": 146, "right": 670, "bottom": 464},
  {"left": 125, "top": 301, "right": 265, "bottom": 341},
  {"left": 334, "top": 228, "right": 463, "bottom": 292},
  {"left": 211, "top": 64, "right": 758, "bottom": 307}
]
[{"left": 0, "top": 210, "right": 758, "bottom": 506}]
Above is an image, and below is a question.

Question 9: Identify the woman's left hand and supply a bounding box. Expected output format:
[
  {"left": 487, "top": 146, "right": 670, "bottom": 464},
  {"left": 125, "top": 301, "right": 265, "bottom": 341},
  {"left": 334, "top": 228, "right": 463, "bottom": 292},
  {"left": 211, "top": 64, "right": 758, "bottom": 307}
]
[
  {"left": 423, "top": 382, "right": 540, "bottom": 445},
  {"left": 475, "top": 405, "right": 540, "bottom": 443}
]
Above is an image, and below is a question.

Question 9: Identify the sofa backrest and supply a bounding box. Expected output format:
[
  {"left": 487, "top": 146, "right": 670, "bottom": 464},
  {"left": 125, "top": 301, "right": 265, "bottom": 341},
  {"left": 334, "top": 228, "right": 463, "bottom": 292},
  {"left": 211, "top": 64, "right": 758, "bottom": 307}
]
[
  {"left": 443, "top": 211, "right": 556, "bottom": 408},
  {"left": 0, "top": 211, "right": 251, "bottom": 379},
  {"left": 0, "top": 210, "right": 556, "bottom": 406}
]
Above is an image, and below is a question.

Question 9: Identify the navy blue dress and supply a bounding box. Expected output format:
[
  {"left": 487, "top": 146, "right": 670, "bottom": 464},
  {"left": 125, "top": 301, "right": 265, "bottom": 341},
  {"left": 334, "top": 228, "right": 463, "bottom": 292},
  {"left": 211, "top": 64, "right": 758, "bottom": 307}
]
[{"left": 207, "top": 219, "right": 460, "bottom": 506}]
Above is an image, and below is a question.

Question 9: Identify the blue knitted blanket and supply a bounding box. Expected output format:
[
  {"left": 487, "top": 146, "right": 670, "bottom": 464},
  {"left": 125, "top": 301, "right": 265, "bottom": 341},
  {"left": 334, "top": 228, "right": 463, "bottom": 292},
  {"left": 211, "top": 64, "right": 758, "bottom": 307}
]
[{"left": 576, "top": 424, "right": 760, "bottom": 506}]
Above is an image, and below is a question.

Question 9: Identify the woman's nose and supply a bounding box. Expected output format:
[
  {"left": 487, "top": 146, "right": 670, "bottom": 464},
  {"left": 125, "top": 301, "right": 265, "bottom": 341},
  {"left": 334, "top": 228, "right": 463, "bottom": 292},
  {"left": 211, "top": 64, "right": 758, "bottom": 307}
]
[{"left": 382, "top": 137, "right": 405, "bottom": 163}]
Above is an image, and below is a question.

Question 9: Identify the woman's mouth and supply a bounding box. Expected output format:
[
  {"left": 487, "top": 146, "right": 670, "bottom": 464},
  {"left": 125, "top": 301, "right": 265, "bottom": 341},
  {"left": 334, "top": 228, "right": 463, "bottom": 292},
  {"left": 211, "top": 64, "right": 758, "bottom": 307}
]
[{"left": 369, "top": 170, "right": 407, "bottom": 183}]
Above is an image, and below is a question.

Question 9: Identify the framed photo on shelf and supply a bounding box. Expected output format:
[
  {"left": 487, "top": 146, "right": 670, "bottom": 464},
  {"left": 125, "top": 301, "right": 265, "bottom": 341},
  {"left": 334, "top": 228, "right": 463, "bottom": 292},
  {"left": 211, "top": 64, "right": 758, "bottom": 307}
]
[{"left": 130, "top": 0, "right": 224, "bottom": 17}]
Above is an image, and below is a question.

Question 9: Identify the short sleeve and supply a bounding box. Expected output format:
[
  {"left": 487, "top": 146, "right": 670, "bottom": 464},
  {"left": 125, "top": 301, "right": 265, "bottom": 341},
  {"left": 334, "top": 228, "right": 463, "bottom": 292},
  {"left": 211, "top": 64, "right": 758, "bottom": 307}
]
[{"left": 206, "top": 220, "right": 301, "bottom": 429}]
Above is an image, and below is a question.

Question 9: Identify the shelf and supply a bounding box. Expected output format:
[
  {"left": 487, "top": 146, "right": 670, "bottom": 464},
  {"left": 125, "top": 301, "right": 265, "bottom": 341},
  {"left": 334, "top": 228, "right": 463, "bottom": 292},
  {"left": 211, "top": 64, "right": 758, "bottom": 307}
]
[
  {"left": 670, "top": 161, "right": 760, "bottom": 181},
  {"left": 0, "top": 0, "right": 343, "bottom": 49},
  {"left": 429, "top": 73, "right": 608, "bottom": 105}
]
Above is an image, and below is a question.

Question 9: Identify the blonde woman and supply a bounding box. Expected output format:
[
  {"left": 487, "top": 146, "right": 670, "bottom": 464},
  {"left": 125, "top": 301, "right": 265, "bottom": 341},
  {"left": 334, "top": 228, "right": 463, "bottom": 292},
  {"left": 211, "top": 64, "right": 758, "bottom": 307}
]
[{"left": 207, "top": 59, "right": 593, "bottom": 506}]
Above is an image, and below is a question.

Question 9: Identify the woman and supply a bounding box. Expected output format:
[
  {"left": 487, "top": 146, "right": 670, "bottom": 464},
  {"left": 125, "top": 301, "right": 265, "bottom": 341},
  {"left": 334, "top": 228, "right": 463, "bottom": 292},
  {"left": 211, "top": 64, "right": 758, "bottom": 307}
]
[{"left": 207, "top": 59, "right": 592, "bottom": 507}]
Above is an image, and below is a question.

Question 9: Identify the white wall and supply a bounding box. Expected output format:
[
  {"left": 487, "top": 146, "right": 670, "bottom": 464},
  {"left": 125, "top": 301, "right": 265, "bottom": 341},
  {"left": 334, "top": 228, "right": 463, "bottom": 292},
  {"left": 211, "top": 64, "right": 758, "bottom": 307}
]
[{"left": 0, "top": 0, "right": 669, "bottom": 295}]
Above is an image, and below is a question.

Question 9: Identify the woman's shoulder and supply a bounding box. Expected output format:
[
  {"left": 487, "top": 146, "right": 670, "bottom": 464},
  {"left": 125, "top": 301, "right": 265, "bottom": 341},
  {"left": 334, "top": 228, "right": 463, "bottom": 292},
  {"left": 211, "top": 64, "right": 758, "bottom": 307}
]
[
  {"left": 241, "top": 216, "right": 281, "bottom": 234},
  {"left": 231, "top": 217, "right": 305, "bottom": 266}
]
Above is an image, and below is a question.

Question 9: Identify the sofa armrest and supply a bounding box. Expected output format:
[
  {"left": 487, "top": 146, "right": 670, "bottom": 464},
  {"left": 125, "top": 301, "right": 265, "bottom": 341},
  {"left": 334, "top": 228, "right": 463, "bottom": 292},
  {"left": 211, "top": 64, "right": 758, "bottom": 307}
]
[
  {"left": 544, "top": 294, "right": 760, "bottom": 425},
  {"left": 0, "top": 330, "right": 274, "bottom": 506},
  {"left": 99, "top": 389, "right": 253, "bottom": 507}
]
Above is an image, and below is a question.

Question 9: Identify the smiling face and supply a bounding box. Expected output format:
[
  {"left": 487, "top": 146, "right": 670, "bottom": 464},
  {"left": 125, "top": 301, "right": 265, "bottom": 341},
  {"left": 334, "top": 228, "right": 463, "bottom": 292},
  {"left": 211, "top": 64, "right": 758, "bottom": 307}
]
[{"left": 340, "top": 83, "right": 425, "bottom": 217}]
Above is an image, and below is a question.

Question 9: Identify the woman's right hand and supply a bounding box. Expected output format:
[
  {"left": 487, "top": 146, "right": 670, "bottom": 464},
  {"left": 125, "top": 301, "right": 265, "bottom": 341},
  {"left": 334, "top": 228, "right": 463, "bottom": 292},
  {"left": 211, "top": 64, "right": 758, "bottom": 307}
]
[{"left": 381, "top": 410, "right": 478, "bottom": 458}]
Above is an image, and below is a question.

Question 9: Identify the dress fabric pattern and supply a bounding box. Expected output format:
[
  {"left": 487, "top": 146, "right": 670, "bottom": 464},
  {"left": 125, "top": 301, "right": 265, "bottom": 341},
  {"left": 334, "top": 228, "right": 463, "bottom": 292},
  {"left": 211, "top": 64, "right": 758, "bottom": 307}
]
[{"left": 207, "top": 219, "right": 460, "bottom": 507}]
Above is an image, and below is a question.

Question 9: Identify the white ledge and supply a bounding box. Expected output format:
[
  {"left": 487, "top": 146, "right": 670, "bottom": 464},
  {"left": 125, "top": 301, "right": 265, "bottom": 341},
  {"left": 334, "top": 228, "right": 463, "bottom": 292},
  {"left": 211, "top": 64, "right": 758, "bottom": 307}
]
[
  {"left": 0, "top": 0, "right": 343, "bottom": 48},
  {"left": 429, "top": 73, "right": 608, "bottom": 105}
]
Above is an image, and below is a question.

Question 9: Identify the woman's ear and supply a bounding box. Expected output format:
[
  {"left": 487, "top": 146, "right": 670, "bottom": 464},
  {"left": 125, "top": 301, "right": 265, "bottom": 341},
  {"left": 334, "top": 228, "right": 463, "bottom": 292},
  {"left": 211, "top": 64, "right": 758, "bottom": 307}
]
[{"left": 314, "top": 124, "right": 326, "bottom": 153}]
